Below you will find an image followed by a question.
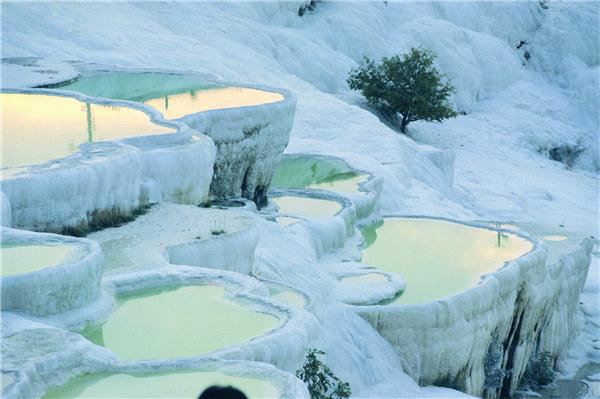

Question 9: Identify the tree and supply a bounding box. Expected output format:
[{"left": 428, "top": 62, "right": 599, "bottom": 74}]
[
  {"left": 347, "top": 47, "right": 458, "bottom": 133},
  {"left": 296, "top": 349, "right": 351, "bottom": 399}
]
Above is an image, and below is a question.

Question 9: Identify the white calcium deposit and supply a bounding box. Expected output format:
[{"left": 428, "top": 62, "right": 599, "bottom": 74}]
[{"left": 1, "top": 2, "right": 597, "bottom": 398}]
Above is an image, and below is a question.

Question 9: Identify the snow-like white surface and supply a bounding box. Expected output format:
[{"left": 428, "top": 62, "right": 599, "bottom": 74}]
[
  {"left": 180, "top": 85, "right": 296, "bottom": 205},
  {"left": 1, "top": 2, "right": 598, "bottom": 398},
  {"left": 0, "top": 228, "right": 103, "bottom": 316},
  {"left": 558, "top": 242, "right": 600, "bottom": 377},
  {"left": 90, "top": 203, "right": 258, "bottom": 275},
  {"left": 2, "top": 2, "right": 596, "bottom": 229},
  {"left": 0, "top": 57, "right": 78, "bottom": 88}
]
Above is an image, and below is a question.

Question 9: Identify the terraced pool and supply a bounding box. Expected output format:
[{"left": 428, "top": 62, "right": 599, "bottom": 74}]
[
  {"left": 84, "top": 285, "right": 279, "bottom": 360},
  {"left": 1, "top": 243, "right": 79, "bottom": 276},
  {"left": 43, "top": 370, "right": 279, "bottom": 399},
  {"left": 360, "top": 218, "right": 533, "bottom": 304},
  {"left": 1, "top": 93, "right": 174, "bottom": 169}
]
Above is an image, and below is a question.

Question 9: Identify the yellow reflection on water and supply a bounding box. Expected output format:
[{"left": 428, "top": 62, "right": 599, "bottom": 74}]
[
  {"left": 144, "top": 87, "right": 284, "bottom": 120},
  {"left": 83, "top": 285, "right": 279, "bottom": 360},
  {"left": 43, "top": 371, "right": 279, "bottom": 399},
  {"left": 1, "top": 93, "right": 174, "bottom": 169},
  {"left": 360, "top": 218, "right": 532, "bottom": 305},
  {"left": 1, "top": 243, "right": 78, "bottom": 276},
  {"left": 272, "top": 196, "right": 342, "bottom": 218}
]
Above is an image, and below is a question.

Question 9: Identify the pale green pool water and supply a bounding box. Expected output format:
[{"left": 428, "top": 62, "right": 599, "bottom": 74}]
[
  {"left": 56, "top": 72, "right": 283, "bottom": 120},
  {"left": 1, "top": 373, "right": 13, "bottom": 390},
  {"left": 1, "top": 93, "right": 175, "bottom": 169},
  {"left": 84, "top": 285, "right": 279, "bottom": 360},
  {"left": 360, "top": 218, "right": 533, "bottom": 304},
  {"left": 1, "top": 243, "right": 79, "bottom": 276},
  {"left": 271, "top": 196, "right": 342, "bottom": 219},
  {"left": 43, "top": 371, "right": 279, "bottom": 399},
  {"left": 272, "top": 157, "right": 366, "bottom": 194}
]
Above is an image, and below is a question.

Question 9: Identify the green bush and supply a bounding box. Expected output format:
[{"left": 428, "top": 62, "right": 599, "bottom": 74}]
[
  {"left": 347, "top": 47, "right": 457, "bottom": 133},
  {"left": 484, "top": 339, "right": 506, "bottom": 390},
  {"left": 548, "top": 142, "right": 585, "bottom": 169},
  {"left": 296, "top": 349, "right": 351, "bottom": 399},
  {"left": 525, "top": 351, "right": 555, "bottom": 386}
]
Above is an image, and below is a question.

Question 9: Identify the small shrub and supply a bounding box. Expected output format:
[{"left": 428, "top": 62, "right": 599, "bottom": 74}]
[
  {"left": 298, "top": 0, "right": 320, "bottom": 16},
  {"left": 484, "top": 340, "right": 506, "bottom": 390},
  {"left": 296, "top": 349, "right": 351, "bottom": 399},
  {"left": 347, "top": 47, "right": 457, "bottom": 133},
  {"left": 242, "top": 123, "right": 266, "bottom": 138},
  {"left": 57, "top": 204, "right": 153, "bottom": 237},
  {"left": 548, "top": 142, "right": 585, "bottom": 169},
  {"left": 524, "top": 351, "right": 555, "bottom": 386}
]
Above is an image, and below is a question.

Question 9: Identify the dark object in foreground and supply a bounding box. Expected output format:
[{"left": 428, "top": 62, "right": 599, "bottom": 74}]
[{"left": 198, "top": 385, "right": 248, "bottom": 399}]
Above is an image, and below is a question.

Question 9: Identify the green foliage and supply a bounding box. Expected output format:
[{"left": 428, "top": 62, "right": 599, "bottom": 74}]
[
  {"left": 57, "top": 204, "right": 153, "bottom": 237},
  {"left": 296, "top": 349, "right": 352, "bottom": 399},
  {"left": 347, "top": 47, "right": 458, "bottom": 133},
  {"left": 484, "top": 339, "right": 506, "bottom": 390},
  {"left": 525, "top": 351, "right": 555, "bottom": 386},
  {"left": 548, "top": 141, "right": 585, "bottom": 169}
]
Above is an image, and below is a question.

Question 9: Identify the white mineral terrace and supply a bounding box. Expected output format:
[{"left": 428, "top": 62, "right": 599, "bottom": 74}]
[{"left": 0, "top": 64, "right": 594, "bottom": 399}]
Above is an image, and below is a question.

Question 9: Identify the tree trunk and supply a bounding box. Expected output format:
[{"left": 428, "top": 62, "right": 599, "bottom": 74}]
[{"left": 400, "top": 116, "right": 409, "bottom": 133}]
